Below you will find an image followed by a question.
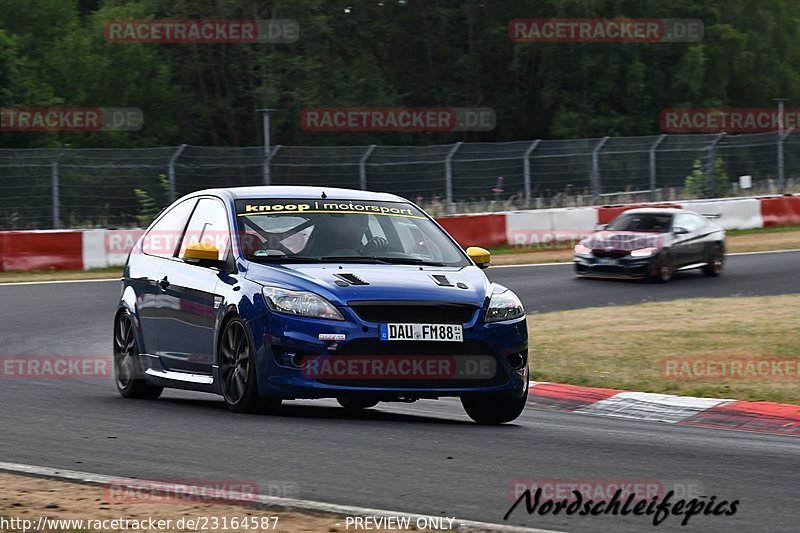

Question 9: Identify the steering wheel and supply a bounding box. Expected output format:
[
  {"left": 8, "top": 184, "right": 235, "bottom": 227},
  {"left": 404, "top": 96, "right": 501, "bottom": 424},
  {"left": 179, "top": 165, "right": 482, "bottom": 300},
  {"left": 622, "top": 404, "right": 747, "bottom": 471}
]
[{"left": 360, "top": 236, "right": 390, "bottom": 254}]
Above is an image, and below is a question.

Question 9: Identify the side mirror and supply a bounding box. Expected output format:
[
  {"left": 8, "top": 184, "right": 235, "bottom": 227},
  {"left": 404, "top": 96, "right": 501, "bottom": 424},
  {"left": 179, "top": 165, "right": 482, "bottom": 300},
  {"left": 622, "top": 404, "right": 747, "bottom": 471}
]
[
  {"left": 466, "top": 246, "right": 491, "bottom": 269},
  {"left": 673, "top": 226, "right": 689, "bottom": 235},
  {"left": 594, "top": 224, "right": 608, "bottom": 231},
  {"left": 183, "top": 242, "right": 225, "bottom": 269}
]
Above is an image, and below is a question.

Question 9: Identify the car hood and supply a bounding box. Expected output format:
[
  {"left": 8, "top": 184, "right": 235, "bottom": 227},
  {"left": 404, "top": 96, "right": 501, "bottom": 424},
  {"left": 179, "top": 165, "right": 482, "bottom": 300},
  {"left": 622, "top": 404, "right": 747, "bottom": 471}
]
[
  {"left": 244, "top": 262, "right": 492, "bottom": 307},
  {"left": 581, "top": 230, "right": 670, "bottom": 252}
]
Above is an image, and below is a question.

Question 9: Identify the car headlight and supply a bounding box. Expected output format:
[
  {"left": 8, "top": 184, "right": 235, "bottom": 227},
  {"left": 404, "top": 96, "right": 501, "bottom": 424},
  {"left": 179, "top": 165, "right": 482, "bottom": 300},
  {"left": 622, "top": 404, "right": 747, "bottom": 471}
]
[
  {"left": 486, "top": 290, "right": 525, "bottom": 323},
  {"left": 262, "top": 287, "right": 344, "bottom": 320},
  {"left": 574, "top": 243, "right": 592, "bottom": 256},
  {"left": 630, "top": 247, "right": 658, "bottom": 257}
]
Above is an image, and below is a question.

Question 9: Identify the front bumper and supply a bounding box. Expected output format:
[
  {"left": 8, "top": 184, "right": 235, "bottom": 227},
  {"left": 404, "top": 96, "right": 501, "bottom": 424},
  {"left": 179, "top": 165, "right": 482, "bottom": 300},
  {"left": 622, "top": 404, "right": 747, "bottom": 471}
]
[
  {"left": 573, "top": 254, "right": 658, "bottom": 278},
  {"left": 247, "top": 305, "right": 528, "bottom": 400}
]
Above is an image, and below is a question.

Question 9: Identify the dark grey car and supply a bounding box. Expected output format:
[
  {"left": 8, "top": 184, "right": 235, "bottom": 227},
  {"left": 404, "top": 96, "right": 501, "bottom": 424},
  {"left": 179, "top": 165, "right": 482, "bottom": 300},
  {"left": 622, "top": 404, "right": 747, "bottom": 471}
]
[{"left": 573, "top": 208, "right": 726, "bottom": 282}]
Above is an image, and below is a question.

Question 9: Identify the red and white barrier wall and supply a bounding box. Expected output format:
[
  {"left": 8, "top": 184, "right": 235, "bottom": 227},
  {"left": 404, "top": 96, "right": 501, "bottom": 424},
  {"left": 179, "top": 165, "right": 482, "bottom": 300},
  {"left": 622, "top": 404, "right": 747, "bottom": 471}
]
[
  {"left": 1, "top": 195, "right": 798, "bottom": 271},
  {"left": 442, "top": 194, "right": 800, "bottom": 248}
]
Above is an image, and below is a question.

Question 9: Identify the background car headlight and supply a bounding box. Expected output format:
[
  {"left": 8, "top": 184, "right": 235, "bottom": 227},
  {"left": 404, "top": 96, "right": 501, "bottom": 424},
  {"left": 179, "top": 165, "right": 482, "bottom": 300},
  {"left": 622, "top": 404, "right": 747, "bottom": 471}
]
[
  {"left": 486, "top": 290, "right": 525, "bottom": 323},
  {"left": 262, "top": 287, "right": 344, "bottom": 320},
  {"left": 574, "top": 243, "right": 592, "bottom": 256},
  {"left": 630, "top": 247, "right": 658, "bottom": 257}
]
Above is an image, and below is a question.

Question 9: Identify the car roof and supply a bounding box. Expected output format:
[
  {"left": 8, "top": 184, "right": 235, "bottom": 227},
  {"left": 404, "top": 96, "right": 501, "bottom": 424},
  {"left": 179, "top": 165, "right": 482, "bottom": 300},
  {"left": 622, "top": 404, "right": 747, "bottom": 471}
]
[
  {"left": 617, "top": 207, "right": 684, "bottom": 215},
  {"left": 185, "top": 186, "right": 408, "bottom": 203}
]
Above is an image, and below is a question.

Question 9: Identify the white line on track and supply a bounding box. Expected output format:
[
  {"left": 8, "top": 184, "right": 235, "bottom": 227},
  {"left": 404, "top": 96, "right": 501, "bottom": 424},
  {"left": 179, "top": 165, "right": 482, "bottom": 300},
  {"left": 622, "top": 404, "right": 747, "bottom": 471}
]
[
  {"left": 0, "top": 461, "right": 566, "bottom": 533},
  {"left": 0, "top": 278, "right": 119, "bottom": 287},
  {"left": 0, "top": 248, "right": 798, "bottom": 283}
]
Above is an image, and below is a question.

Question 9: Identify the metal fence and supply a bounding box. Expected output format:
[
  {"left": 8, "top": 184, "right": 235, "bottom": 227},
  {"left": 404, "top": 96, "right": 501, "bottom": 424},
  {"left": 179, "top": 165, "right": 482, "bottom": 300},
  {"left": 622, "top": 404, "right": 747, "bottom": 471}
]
[{"left": 1, "top": 132, "right": 798, "bottom": 229}]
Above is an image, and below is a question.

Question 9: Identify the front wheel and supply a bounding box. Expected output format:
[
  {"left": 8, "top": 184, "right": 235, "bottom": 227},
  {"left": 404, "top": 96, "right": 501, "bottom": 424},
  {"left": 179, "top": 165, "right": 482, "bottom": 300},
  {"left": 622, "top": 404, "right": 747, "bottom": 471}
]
[
  {"left": 113, "top": 311, "right": 163, "bottom": 400},
  {"left": 703, "top": 245, "right": 724, "bottom": 277},
  {"left": 461, "top": 385, "right": 528, "bottom": 425},
  {"left": 219, "top": 318, "right": 279, "bottom": 413},
  {"left": 654, "top": 252, "right": 673, "bottom": 283}
]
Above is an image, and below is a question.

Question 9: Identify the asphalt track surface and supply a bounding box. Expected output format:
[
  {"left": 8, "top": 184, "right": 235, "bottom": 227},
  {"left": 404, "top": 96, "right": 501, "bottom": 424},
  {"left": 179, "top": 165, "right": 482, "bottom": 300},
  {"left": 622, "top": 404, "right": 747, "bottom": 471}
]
[{"left": 1, "top": 250, "right": 799, "bottom": 532}]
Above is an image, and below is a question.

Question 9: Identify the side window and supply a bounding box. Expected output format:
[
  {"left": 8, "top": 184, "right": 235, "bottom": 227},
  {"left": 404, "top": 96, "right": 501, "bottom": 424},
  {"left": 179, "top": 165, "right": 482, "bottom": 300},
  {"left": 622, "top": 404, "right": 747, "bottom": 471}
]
[
  {"left": 142, "top": 199, "right": 195, "bottom": 258},
  {"left": 676, "top": 213, "right": 702, "bottom": 232},
  {"left": 179, "top": 198, "right": 231, "bottom": 261}
]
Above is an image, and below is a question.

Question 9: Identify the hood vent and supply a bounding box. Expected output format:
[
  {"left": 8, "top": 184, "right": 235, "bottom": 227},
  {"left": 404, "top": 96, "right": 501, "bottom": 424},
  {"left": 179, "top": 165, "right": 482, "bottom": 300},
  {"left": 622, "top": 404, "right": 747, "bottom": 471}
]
[
  {"left": 334, "top": 273, "right": 369, "bottom": 286},
  {"left": 430, "top": 274, "right": 453, "bottom": 287}
]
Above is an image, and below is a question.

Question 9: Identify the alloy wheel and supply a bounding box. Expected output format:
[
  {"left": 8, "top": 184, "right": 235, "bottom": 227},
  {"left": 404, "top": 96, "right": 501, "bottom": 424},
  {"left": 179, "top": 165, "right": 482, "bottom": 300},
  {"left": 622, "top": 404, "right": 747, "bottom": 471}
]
[{"left": 220, "top": 321, "right": 251, "bottom": 405}]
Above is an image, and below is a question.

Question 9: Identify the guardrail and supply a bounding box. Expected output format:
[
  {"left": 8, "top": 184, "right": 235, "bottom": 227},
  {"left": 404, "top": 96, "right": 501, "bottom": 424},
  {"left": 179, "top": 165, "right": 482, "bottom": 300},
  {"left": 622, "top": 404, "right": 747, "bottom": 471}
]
[{"left": 1, "top": 195, "right": 798, "bottom": 272}]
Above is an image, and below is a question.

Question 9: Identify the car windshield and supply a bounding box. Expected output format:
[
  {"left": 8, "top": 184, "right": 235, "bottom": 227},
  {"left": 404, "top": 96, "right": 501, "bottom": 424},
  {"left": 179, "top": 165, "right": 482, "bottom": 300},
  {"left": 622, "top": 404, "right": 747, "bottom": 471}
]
[
  {"left": 606, "top": 213, "right": 673, "bottom": 233},
  {"left": 235, "top": 199, "right": 469, "bottom": 267}
]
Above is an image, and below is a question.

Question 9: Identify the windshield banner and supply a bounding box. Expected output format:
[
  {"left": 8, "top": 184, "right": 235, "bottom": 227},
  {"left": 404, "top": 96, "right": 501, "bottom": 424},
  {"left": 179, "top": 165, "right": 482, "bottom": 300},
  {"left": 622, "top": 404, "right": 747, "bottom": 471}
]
[{"left": 236, "top": 199, "right": 426, "bottom": 219}]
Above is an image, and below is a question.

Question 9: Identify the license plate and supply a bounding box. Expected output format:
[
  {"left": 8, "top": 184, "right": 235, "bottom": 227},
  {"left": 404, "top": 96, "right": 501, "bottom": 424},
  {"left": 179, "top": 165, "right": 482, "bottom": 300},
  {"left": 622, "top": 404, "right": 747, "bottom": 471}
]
[
  {"left": 379, "top": 323, "right": 463, "bottom": 342},
  {"left": 598, "top": 257, "right": 618, "bottom": 265}
]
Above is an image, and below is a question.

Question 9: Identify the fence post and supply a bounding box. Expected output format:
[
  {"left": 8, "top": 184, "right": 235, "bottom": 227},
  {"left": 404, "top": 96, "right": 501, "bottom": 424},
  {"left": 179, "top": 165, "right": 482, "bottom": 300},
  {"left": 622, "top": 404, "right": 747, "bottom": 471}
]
[
  {"left": 51, "top": 145, "right": 69, "bottom": 229},
  {"left": 523, "top": 140, "right": 541, "bottom": 207},
  {"left": 591, "top": 137, "right": 609, "bottom": 200},
  {"left": 267, "top": 145, "right": 282, "bottom": 185},
  {"left": 167, "top": 144, "right": 187, "bottom": 202},
  {"left": 444, "top": 142, "right": 462, "bottom": 213},
  {"left": 707, "top": 133, "right": 726, "bottom": 198},
  {"left": 258, "top": 108, "right": 276, "bottom": 185},
  {"left": 360, "top": 145, "right": 377, "bottom": 190},
  {"left": 779, "top": 128, "right": 793, "bottom": 194},
  {"left": 649, "top": 134, "right": 667, "bottom": 201}
]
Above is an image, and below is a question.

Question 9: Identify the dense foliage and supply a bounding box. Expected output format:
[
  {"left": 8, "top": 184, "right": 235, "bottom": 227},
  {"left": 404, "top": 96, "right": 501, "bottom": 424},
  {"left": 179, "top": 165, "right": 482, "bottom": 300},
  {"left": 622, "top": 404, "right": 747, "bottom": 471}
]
[{"left": 2, "top": 0, "right": 800, "bottom": 148}]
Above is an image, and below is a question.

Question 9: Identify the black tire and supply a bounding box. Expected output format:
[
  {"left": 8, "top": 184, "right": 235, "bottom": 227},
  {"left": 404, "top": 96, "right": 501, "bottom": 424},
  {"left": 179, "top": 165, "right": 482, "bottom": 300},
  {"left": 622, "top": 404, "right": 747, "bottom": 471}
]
[
  {"left": 219, "top": 317, "right": 280, "bottom": 413},
  {"left": 461, "top": 384, "right": 528, "bottom": 425},
  {"left": 337, "top": 398, "right": 379, "bottom": 410},
  {"left": 654, "top": 252, "right": 673, "bottom": 283},
  {"left": 703, "top": 245, "right": 724, "bottom": 277},
  {"left": 113, "top": 311, "right": 163, "bottom": 400}
]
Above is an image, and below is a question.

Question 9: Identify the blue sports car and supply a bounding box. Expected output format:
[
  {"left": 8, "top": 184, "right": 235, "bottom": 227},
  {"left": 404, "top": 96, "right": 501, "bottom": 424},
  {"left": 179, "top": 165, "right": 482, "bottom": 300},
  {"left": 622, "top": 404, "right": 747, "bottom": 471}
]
[{"left": 114, "top": 187, "right": 528, "bottom": 424}]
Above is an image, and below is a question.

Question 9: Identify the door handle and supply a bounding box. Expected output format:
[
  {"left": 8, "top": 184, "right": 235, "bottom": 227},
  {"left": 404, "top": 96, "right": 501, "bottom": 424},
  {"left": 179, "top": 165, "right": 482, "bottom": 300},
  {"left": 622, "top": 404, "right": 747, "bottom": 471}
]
[{"left": 158, "top": 277, "right": 170, "bottom": 290}]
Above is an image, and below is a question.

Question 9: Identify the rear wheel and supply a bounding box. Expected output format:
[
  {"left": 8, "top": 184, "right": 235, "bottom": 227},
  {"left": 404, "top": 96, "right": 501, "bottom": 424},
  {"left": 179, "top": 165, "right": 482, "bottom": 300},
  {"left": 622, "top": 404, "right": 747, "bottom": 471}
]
[
  {"left": 219, "top": 318, "right": 280, "bottom": 413},
  {"left": 461, "top": 385, "right": 528, "bottom": 425},
  {"left": 703, "top": 245, "right": 724, "bottom": 277},
  {"left": 337, "top": 398, "right": 379, "bottom": 410},
  {"left": 113, "top": 311, "right": 163, "bottom": 400}
]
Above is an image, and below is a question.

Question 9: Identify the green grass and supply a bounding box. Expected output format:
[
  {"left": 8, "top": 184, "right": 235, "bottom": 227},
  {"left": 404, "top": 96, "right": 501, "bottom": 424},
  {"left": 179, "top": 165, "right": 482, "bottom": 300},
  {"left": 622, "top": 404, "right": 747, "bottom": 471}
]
[
  {"left": 727, "top": 224, "right": 800, "bottom": 236},
  {"left": 528, "top": 295, "right": 800, "bottom": 404}
]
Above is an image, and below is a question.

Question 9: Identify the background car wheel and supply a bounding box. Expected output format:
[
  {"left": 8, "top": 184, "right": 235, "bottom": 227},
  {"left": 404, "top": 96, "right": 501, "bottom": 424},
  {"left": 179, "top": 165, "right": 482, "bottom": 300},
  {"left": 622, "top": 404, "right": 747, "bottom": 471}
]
[
  {"left": 113, "top": 312, "right": 163, "bottom": 400},
  {"left": 219, "top": 318, "right": 276, "bottom": 413},
  {"left": 461, "top": 384, "right": 528, "bottom": 425},
  {"left": 703, "top": 245, "right": 724, "bottom": 276},
  {"left": 337, "top": 398, "right": 379, "bottom": 410},
  {"left": 655, "top": 253, "right": 673, "bottom": 283}
]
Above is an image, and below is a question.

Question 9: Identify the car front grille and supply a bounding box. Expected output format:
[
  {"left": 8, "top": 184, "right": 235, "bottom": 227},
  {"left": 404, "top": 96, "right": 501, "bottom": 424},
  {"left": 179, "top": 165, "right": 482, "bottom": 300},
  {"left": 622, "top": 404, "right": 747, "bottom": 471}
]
[
  {"left": 348, "top": 301, "right": 479, "bottom": 324},
  {"left": 592, "top": 249, "right": 629, "bottom": 259},
  {"left": 592, "top": 265, "right": 625, "bottom": 274}
]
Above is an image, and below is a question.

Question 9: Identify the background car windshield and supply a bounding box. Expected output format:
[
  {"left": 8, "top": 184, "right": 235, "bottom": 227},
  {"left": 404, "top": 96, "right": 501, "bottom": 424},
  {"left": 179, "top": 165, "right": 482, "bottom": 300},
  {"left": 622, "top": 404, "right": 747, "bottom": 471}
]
[
  {"left": 235, "top": 199, "right": 469, "bottom": 266},
  {"left": 607, "top": 213, "right": 673, "bottom": 233}
]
